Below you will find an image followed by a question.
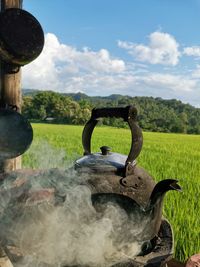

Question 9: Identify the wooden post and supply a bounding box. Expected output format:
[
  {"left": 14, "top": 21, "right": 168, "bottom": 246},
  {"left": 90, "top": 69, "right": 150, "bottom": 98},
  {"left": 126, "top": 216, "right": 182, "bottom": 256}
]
[{"left": 0, "top": 0, "right": 23, "bottom": 172}]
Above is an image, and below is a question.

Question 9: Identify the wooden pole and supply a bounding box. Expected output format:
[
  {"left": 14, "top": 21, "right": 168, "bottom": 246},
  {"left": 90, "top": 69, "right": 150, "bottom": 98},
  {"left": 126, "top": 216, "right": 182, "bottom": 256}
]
[{"left": 0, "top": 0, "right": 23, "bottom": 172}]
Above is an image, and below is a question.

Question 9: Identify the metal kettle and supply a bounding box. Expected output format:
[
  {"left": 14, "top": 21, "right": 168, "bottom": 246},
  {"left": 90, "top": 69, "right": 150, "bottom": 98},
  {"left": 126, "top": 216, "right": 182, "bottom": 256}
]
[{"left": 74, "top": 106, "right": 176, "bottom": 266}]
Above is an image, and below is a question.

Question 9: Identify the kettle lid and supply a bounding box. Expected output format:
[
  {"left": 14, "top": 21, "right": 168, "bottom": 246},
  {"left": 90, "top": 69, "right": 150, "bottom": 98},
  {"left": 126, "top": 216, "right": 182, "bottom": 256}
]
[{"left": 75, "top": 146, "right": 136, "bottom": 174}]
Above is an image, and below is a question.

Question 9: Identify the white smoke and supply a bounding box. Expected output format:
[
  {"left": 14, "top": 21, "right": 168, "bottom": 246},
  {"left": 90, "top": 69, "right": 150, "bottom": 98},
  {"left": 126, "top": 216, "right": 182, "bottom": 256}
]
[
  {"left": 23, "top": 139, "right": 75, "bottom": 170},
  {"left": 0, "top": 142, "right": 142, "bottom": 267}
]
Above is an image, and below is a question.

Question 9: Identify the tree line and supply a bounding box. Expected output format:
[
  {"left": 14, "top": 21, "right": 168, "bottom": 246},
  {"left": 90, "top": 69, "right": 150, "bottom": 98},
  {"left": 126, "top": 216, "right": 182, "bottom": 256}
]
[{"left": 22, "top": 90, "right": 200, "bottom": 134}]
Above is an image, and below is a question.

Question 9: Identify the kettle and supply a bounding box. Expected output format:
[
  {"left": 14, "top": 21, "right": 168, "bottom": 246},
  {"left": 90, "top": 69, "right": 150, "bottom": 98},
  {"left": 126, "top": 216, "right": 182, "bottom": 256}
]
[{"left": 74, "top": 106, "right": 180, "bottom": 266}]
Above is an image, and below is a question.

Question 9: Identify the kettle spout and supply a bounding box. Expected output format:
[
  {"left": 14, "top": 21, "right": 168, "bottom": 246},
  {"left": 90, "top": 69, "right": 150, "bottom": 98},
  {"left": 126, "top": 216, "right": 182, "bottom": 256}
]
[
  {"left": 148, "top": 179, "right": 181, "bottom": 208},
  {"left": 169, "top": 180, "right": 182, "bottom": 191}
]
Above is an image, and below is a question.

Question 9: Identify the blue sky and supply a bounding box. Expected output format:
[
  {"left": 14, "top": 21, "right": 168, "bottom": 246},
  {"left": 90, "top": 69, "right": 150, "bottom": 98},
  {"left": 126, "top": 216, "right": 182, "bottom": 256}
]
[{"left": 22, "top": 0, "right": 200, "bottom": 107}]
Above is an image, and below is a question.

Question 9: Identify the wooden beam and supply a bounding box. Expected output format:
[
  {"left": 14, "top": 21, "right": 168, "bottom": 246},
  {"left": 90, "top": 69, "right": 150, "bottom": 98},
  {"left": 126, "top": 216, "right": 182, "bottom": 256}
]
[
  {"left": 0, "top": 0, "right": 23, "bottom": 172},
  {"left": 1, "top": 0, "right": 22, "bottom": 9}
]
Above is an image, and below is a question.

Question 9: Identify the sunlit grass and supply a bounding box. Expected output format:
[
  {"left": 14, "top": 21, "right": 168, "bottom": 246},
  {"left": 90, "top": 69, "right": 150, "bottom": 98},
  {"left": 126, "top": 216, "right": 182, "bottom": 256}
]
[{"left": 23, "top": 123, "right": 200, "bottom": 262}]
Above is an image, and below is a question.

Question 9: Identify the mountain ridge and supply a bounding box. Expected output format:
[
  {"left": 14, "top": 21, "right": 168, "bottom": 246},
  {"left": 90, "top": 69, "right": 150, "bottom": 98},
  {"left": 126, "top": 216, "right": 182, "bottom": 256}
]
[
  {"left": 22, "top": 89, "right": 200, "bottom": 134},
  {"left": 22, "top": 89, "right": 197, "bottom": 109}
]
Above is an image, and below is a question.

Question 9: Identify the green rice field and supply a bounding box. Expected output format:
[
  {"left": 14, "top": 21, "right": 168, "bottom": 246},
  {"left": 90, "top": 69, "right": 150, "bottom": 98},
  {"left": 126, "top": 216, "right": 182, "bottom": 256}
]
[{"left": 23, "top": 123, "right": 200, "bottom": 262}]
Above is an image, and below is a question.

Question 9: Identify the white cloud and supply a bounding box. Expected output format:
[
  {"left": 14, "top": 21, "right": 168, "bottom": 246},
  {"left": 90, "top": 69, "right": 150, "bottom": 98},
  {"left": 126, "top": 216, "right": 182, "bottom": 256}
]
[
  {"left": 22, "top": 33, "right": 126, "bottom": 91},
  {"left": 118, "top": 31, "right": 180, "bottom": 66},
  {"left": 137, "top": 73, "right": 197, "bottom": 92},
  {"left": 191, "top": 64, "right": 200, "bottom": 78},
  {"left": 22, "top": 32, "right": 200, "bottom": 107},
  {"left": 183, "top": 46, "right": 200, "bottom": 57}
]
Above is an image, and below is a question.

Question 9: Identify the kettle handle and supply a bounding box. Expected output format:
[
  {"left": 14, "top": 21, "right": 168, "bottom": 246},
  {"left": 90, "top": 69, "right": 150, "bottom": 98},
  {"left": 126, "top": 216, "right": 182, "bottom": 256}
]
[{"left": 82, "top": 106, "right": 143, "bottom": 165}]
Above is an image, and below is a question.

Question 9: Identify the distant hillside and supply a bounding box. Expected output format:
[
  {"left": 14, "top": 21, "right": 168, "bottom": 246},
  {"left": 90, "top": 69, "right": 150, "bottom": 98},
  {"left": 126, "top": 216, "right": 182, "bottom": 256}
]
[
  {"left": 22, "top": 89, "right": 134, "bottom": 103},
  {"left": 22, "top": 89, "right": 200, "bottom": 134}
]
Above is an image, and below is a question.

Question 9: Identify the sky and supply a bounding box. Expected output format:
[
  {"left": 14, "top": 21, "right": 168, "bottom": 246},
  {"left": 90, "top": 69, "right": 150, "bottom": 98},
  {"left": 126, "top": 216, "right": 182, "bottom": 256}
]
[{"left": 22, "top": 0, "right": 200, "bottom": 107}]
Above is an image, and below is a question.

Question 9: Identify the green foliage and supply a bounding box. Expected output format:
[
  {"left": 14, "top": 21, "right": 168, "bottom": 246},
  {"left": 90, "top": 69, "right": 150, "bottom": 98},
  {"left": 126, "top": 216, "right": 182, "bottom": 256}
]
[
  {"left": 23, "top": 124, "right": 200, "bottom": 262},
  {"left": 22, "top": 91, "right": 200, "bottom": 134},
  {"left": 22, "top": 91, "right": 92, "bottom": 125}
]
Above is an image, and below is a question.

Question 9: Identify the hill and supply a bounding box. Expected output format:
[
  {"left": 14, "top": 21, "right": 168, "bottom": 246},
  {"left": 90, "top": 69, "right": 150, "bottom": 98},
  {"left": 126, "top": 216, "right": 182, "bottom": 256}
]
[{"left": 22, "top": 89, "right": 200, "bottom": 134}]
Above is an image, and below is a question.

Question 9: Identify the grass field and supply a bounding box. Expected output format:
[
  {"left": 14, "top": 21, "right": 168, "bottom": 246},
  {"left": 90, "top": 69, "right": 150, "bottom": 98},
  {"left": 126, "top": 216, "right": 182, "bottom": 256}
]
[{"left": 23, "top": 123, "right": 200, "bottom": 262}]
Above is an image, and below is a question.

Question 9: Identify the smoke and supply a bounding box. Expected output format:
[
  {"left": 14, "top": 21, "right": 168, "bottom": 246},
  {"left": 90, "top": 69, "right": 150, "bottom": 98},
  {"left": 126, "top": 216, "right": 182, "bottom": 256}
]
[
  {"left": 0, "top": 142, "right": 142, "bottom": 267},
  {"left": 23, "top": 139, "right": 74, "bottom": 170}
]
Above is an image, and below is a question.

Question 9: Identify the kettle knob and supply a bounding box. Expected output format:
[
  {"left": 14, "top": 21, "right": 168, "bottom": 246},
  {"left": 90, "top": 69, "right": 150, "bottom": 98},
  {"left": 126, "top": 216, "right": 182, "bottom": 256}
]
[{"left": 100, "top": 146, "right": 111, "bottom": 155}]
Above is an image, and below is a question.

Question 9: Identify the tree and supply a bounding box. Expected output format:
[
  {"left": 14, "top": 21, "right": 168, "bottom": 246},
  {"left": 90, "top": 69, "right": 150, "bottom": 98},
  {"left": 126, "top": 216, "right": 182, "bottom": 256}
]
[{"left": 22, "top": 91, "right": 200, "bottom": 134}]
